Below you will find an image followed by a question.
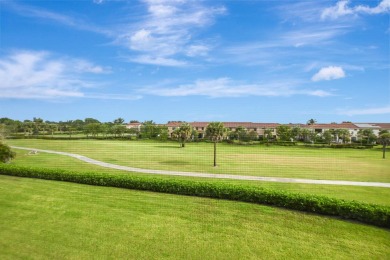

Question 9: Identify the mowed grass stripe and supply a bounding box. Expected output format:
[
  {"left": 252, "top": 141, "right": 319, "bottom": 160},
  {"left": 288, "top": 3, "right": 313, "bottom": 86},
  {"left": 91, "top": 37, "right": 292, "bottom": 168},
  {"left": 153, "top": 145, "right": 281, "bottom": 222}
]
[
  {"left": 7, "top": 139, "right": 390, "bottom": 182},
  {"left": 0, "top": 175, "right": 389, "bottom": 259}
]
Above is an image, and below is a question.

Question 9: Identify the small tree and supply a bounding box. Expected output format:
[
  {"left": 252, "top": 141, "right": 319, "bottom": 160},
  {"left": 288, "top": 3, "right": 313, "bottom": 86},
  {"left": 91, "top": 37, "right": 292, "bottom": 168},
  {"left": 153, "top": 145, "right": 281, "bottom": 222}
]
[
  {"left": 0, "top": 142, "right": 15, "bottom": 163},
  {"left": 205, "top": 122, "right": 226, "bottom": 167},
  {"left": 291, "top": 127, "right": 301, "bottom": 141},
  {"left": 263, "top": 128, "right": 273, "bottom": 144},
  {"left": 248, "top": 130, "right": 258, "bottom": 141},
  {"left": 276, "top": 125, "right": 292, "bottom": 141},
  {"left": 47, "top": 124, "right": 58, "bottom": 138},
  {"left": 378, "top": 133, "right": 390, "bottom": 159},
  {"left": 178, "top": 123, "right": 192, "bottom": 148},
  {"left": 113, "top": 117, "right": 125, "bottom": 125},
  {"left": 307, "top": 119, "right": 317, "bottom": 125},
  {"left": 322, "top": 130, "right": 333, "bottom": 145},
  {"left": 235, "top": 126, "right": 247, "bottom": 142},
  {"left": 0, "top": 124, "right": 9, "bottom": 140}
]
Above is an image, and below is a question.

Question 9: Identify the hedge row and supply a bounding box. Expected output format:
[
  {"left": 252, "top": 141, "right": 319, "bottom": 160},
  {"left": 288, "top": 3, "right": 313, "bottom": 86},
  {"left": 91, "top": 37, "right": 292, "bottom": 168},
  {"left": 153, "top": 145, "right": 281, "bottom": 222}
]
[
  {"left": 0, "top": 164, "right": 389, "bottom": 228},
  {"left": 8, "top": 136, "right": 133, "bottom": 140}
]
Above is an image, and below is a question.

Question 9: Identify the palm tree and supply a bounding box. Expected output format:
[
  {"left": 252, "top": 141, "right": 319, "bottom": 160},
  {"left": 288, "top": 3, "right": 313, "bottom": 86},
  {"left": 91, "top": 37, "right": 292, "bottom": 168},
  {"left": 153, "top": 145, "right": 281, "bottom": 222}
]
[
  {"left": 378, "top": 133, "right": 390, "bottom": 159},
  {"left": 205, "top": 122, "right": 226, "bottom": 167},
  {"left": 178, "top": 122, "right": 192, "bottom": 148},
  {"left": 306, "top": 119, "right": 317, "bottom": 125}
]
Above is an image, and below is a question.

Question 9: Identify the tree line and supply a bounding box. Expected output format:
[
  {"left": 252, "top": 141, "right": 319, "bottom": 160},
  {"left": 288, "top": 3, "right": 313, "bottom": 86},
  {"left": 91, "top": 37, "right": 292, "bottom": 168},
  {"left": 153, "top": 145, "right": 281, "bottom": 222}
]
[{"left": 0, "top": 117, "right": 165, "bottom": 139}]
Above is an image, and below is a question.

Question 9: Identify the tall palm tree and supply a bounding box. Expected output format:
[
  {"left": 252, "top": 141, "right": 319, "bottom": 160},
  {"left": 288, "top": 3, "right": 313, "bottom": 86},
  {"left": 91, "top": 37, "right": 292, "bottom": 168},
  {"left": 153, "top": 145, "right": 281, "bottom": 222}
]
[
  {"left": 205, "top": 122, "right": 226, "bottom": 167},
  {"left": 178, "top": 122, "right": 192, "bottom": 148}
]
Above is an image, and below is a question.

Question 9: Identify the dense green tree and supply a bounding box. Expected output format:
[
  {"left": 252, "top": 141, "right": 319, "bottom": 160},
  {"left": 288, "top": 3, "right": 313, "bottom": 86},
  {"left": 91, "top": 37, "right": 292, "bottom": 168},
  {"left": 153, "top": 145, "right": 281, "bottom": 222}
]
[
  {"left": 0, "top": 124, "right": 8, "bottom": 140},
  {"left": 0, "top": 142, "right": 15, "bottom": 163},
  {"left": 322, "top": 130, "right": 333, "bottom": 144},
  {"left": 236, "top": 126, "right": 248, "bottom": 141},
  {"left": 0, "top": 118, "right": 14, "bottom": 124},
  {"left": 248, "top": 130, "right": 258, "bottom": 141},
  {"left": 84, "top": 118, "right": 100, "bottom": 124},
  {"left": 112, "top": 125, "right": 126, "bottom": 137},
  {"left": 263, "top": 128, "right": 274, "bottom": 143},
  {"left": 113, "top": 118, "right": 125, "bottom": 125},
  {"left": 336, "top": 129, "right": 350, "bottom": 144},
  {"left": 276, "top": 125, "right": 292, "bottom": 141},
  {"left": 291, "top": 127, "right": 301, "bottom": 141},
  {"left": 85, "top": 123, "right": 101, "bottom": 137},
  {"left": 158, "top": 128, "right": 169, "bottom": 141},
  {"left": 300, "top": 129, "right": 312, "bottom": 142},
  {"left": 22, "top": 121, "right": 35, "bottom": 136},
  {"left": 140, "top": 121, "right": 162, "bottom": 139},
  {"left": 47, "top": 124, "right": 58, "bottom": 137},
  {"left": 361, "top": 129, "right": 377, "bottom": 144},
  {"left": 306, "top": 119, "right": 317, "bottom": 125},
  {"left": 377, "top": 133, "right": 390, "bottom": 159},
  {"left": 191, "top": 129, "right": 199, "bottom": 142},
  {"left": 205, "top": 122, "right": 226, "bottom": 167},
  {"left": 72, "top": 119, "right": 85, "bottom": 131}
]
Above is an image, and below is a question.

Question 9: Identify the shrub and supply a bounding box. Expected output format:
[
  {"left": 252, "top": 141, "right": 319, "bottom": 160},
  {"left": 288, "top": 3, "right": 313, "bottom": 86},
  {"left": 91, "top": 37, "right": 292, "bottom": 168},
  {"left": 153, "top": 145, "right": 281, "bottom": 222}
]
[
  {"left": 0, "top": 143, "right": 16, "bottom": 163},
  {"left": 0, "top": 164, "right": 389, "bottom": 228}
]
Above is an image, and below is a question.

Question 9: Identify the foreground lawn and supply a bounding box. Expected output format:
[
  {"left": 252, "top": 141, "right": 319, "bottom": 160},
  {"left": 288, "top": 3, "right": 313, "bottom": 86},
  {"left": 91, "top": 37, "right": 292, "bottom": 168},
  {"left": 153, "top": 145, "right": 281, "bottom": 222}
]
[
  {"left": 0, "top": 175, "right": 389, "bottom": 259},
  {"left": 7, "top": 139, "right": 390, "bottom": 182},
  {"left": 8, "top": 145, "right": 390, "bottom": 206}
]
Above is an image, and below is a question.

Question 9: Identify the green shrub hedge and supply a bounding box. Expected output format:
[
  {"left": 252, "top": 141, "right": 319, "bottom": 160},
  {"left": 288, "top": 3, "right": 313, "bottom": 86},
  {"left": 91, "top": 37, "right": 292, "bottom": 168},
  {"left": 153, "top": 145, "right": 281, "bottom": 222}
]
[{"left": 0, "top": 164, "right": 389, "bottom": 228}]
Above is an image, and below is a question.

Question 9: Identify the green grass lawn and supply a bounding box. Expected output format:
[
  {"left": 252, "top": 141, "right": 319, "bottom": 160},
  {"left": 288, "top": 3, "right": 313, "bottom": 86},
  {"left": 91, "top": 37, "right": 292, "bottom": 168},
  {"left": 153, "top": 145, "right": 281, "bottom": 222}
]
[
  {"left": 0, "top": 175, "right": 388, "bottom": 259},
  {"left": 7, "top": 139, "right": 390, "bottom": 182},
  {"left": 7, "top": 145, "right": 390, "bottom": 206}
]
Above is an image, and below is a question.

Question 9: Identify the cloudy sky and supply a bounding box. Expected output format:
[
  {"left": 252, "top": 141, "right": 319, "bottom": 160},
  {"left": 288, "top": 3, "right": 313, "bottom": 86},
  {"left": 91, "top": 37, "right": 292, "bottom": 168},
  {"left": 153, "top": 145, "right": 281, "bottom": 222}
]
[{"left": 1, "top": 0, "right": 389, "bottom": 123}]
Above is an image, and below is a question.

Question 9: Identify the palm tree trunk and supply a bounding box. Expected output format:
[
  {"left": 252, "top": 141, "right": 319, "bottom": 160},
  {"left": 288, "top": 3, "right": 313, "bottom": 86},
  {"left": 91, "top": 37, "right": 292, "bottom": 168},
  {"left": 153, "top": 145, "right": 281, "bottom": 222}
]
[{"left": 214, "top": 142, "right": 217, "bottom": 167}]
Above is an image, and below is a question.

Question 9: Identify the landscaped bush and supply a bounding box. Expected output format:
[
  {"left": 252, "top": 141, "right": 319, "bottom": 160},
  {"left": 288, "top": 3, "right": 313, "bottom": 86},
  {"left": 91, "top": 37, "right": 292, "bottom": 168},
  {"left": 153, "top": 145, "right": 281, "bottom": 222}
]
[
  {"left": 8, "top": 135, "right": 133, "bottom": 141},
  {"left": 330, "top": 143, "right": 374, "bottom": 149},
  {"left": 0, "top": 164, "right": 389, "bottom": 228}
]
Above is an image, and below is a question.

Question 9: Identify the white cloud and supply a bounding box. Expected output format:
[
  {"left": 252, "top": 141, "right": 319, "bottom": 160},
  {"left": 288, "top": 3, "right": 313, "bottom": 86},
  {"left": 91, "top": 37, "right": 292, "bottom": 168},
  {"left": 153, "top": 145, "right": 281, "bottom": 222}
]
[
  {"left": 321, "top": 0, "right": 390, "bottom": 20},
  {"left": 73, "top": 60, "right": 110, "bottom": 74},
  {"left": 186, "top": 44, "right": 210, "bottom": 57},
  {"left": 128, "top": 55, "right": 187, "bottom": 66},
  {"left": 312, "top": 66, "right": 346, "bottom": 81},
  {"left": 282, "top": 26, "right": 348, "bottom": 47},
  {"left": 120, "top": 0, "right": 225, "bottom": 66},
  {"left": 3, "top": 1, "right": 111, "bottom": 36},
  {"left": 139, "top": 77, "right": 332, "bottom": 98},
  {"left": 339, "top": 106, "right": 390, "bottom": 116},
  {"left": 0, "top": 50, "right": 108, "bottom": 99}
]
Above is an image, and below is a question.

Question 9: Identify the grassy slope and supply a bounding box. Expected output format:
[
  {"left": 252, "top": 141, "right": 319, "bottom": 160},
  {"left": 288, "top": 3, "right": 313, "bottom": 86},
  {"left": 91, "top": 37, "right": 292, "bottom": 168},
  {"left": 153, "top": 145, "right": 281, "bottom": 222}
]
[
  {"left": 0, "top": 175, "right": 389, "bottom": 259},
  {"left": 7, "top": 139, "right": 390, "bottom": 182},
  {"left": 8, "top": 146, "right": 390, "bottom": 206}
]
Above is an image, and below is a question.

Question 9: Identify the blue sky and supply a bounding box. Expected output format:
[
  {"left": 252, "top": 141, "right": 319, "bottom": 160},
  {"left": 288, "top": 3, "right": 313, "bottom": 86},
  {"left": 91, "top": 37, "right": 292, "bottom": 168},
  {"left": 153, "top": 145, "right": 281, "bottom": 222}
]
[{"left": 0, "top": 0, "right": 389, "bottom": 123}]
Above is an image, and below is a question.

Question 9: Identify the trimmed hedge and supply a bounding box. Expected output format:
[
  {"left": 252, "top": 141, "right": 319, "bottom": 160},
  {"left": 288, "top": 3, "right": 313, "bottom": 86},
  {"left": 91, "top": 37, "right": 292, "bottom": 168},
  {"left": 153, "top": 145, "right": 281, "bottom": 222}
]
[
  {"left": 8, "top": 136, "right": 133, "bottom": 141},
  {"left": 0, "top": 164, "right": 389, "bottom": 228}
]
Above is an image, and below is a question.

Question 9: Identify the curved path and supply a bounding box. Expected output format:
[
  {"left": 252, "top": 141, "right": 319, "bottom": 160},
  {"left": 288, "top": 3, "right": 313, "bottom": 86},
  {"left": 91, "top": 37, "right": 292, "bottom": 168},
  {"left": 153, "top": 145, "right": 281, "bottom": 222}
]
[{"left": 11, "top": 146, "right": 390, "bottom": 188}]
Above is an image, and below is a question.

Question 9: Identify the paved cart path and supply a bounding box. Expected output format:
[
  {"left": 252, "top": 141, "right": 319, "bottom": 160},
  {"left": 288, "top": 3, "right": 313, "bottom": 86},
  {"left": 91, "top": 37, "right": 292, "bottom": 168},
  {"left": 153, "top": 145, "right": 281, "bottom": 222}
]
[{"left": 11, "top": 146, "right": 390, "bottom": 188}]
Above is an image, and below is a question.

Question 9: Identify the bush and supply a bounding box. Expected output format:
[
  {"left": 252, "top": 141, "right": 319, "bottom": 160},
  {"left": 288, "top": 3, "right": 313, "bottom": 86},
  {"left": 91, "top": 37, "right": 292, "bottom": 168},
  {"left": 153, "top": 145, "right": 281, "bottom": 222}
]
[
  {"left": 0, "top": 164, "right": 389, "bottom": 228},
  {"left": 0, "top": 143, "right": 16, "bottom": 163}
]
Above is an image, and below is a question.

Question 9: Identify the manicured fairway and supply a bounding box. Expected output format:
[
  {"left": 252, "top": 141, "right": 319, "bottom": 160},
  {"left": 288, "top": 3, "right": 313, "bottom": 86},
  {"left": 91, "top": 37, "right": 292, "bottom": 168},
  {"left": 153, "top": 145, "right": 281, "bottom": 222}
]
[
  {"left": 7, "top": 139, "right": 390, "bottom": 182},
  {"left": 0, "top": 175, "right": 389, "bottom": 259},
  {"left": 7, "top": 147, "right": 390, "bottom": 206}
]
